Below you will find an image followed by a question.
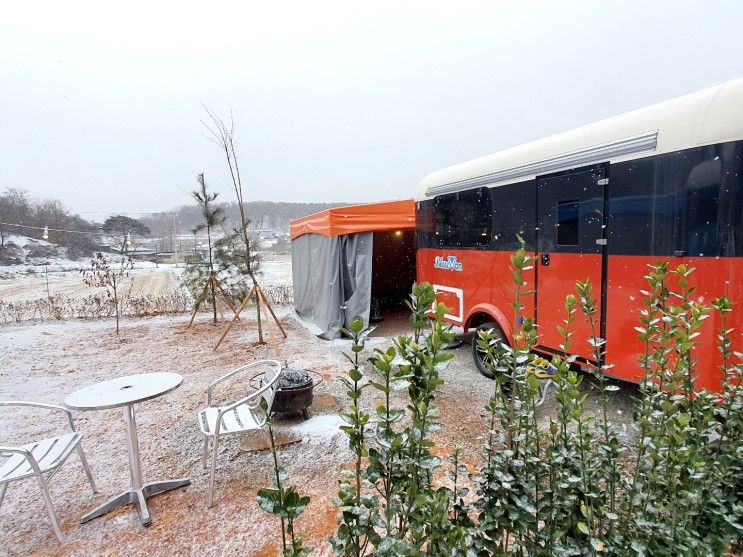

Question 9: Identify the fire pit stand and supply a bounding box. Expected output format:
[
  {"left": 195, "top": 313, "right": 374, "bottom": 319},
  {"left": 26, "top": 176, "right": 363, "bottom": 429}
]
[{"left": 250, "top": 366, "right": 323, "bottom": 420}]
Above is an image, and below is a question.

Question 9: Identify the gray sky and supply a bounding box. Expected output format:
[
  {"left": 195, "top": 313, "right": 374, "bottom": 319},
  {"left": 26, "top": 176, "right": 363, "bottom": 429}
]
[{"left": 2, "top": 1, "right": 743, "bottom": 216}]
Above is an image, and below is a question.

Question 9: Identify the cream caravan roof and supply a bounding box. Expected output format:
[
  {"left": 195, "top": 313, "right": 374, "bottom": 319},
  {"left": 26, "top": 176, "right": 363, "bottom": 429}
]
[{"left": 416, "top": 78, "right": 743, "bottom": 200}]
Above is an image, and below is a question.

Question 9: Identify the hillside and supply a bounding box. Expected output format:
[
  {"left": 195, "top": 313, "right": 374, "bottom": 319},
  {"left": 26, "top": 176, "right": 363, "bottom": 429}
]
[
  {"left": 0, "top": 234, "right": 86, "bottom": 278},
  {"left": 1, "top": 188, "right": 351, "bottom": 263},
  {"left": 140, "top": 200, "right": 351, "bottom": 236}
]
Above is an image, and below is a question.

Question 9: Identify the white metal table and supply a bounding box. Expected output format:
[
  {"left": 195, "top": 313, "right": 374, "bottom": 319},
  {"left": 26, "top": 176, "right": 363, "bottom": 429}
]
[{"left": 64, "top": 372, "right": 190, "bottom": 526}]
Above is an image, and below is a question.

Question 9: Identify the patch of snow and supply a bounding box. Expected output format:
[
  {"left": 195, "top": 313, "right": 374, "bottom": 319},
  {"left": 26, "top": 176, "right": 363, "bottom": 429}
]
[
  {"left": 0, "top": 234, "right": 87, "bottom": 277},
  {"left": 0, "top": 321, "right": 45, "bottom": 349},
  {"left": 258, "top": 254, "right": 293, "bottom": 285},
  {"left": 4, "top": 234, "right": 54, "bottom": 249},
  {"left": 289, "top": 414, "right": 345, "bottom": 441},
  {"left": 291, "top": 311, "right": 326, "bottom": 336}
]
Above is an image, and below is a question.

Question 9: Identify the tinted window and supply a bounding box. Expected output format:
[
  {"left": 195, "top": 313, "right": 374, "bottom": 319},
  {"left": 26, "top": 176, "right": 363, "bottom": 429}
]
[
  {"left": 557, "top": 200, "right": 579, "bottom": 245},
  {"left": 608, "top": 141, "right": 742, "bottom": 257},
  {"left": 717, "top": 141, "right": 743, "bottom": 257},
  {"left": 685, "top": 179, "right": 719, "bottom": 256},
  {"left": 418, "top": 140, "right": 742, "bottom": 257},
  {"left": 415, "top": 201, "right": 437, "bottom": 249},
  {"left": 433, "top": 188, "right": 491, "bottom": 248},
  {"left": 491, "top": 181, "right": 537, "bottom": 251},
  {"left": 607, "top": 156, "right": 679, "bottom": 256}
]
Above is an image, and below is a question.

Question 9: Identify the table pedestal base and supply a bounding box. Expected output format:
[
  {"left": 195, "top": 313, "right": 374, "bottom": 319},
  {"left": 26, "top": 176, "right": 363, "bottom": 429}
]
[{"left": 80, "top": 478, "right": 191, "bottom": 526}]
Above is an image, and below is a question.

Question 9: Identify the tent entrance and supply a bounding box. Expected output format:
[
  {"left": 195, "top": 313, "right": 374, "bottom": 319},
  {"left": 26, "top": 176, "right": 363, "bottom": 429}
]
[{"left": 369, "top": 230, "right": 416, "bottom": 335}]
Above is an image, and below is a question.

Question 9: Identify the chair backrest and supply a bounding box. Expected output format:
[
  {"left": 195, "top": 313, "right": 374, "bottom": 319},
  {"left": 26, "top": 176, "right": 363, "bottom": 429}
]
[
  {"left": 0, "top": 401, "right": 75, "bottom": 447},
  {"left": 259, "top": 362, "right": 282, "bottom": 414}
]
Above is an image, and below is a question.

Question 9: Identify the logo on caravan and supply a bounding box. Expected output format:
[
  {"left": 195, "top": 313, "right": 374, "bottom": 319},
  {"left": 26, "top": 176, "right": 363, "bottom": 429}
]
[{"left": 434, "top": 255, "right": 463, "bottom": 272}]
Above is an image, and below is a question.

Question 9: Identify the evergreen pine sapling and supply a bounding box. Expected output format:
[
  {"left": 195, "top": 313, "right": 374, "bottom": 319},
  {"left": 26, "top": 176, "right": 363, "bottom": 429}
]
[{"left": 189, "top": 172, "right": 226, "bottom": 323}]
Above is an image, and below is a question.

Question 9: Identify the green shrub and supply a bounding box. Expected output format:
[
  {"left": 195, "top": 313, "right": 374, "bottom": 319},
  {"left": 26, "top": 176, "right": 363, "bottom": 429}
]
[
  {"left": 331, "top": 240, "right": 742, "bottom": 556},
  {"left": 257, "top": 410, "right": 312, "bottom": 556}
]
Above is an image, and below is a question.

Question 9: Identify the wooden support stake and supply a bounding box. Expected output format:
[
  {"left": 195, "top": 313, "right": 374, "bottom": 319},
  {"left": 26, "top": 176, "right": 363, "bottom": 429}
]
[
  {"left": 212, "top": 283, "right": 289, "bottom": 351},
  {"left": 213, "top": 276, "right": 240, "bottom": 320},
  {"left": 213, "top": 286, "right": 255, "bottom": 351},
  {"left": 188, "top": 273, "right": 243, "bottom": 328},
  {"left": 186, "top": 278, "right": 212, "bottom": 328},
  {"left": 256, "top": 285, "right": 287, "bottom": 338}
]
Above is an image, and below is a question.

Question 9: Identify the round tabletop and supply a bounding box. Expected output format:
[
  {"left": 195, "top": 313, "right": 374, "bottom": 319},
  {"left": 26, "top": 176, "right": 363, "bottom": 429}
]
[{"left": 64, "top": 372, "right": 183, "bottom": 411}]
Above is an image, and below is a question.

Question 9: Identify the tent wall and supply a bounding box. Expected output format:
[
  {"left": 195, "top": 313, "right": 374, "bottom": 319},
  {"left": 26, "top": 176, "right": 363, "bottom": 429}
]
[{"left": 291, "top": 232, "right": 373, "bottom": 339}]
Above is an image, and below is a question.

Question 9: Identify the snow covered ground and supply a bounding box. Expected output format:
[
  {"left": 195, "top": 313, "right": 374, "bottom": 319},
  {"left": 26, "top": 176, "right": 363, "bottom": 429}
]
[
  {"left": 0, "top": 238, "right": 641, "bottom": 555},
  {"left": 259, "top": 254, "right": 293, "bottom": 287},
  {"left": 0, "top": 306, "right": 640, "bottom": 556},
  {"left": 0, "top": 313, "right": 354, "bottom": 556},
  {"left": 0, "top": 268, "right": 180, "bottom": 303},
  {"left": 0, "top": 244, "right": 293, "bottom": 322}
]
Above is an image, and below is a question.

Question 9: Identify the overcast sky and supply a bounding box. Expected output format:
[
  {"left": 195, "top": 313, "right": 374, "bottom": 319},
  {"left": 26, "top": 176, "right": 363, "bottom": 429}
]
[{"left": 2, "top": 1, "right": 743, "bottom": 216}]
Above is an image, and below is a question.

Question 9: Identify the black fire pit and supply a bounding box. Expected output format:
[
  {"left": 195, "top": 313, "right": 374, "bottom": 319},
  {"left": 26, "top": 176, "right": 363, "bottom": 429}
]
[{"left": 251, "top": 365, "right": 323, "bottom": 420}]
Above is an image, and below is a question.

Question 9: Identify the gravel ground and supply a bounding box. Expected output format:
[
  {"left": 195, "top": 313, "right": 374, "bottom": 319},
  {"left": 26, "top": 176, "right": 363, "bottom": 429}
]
[{"left": 0, "top": 312, "right": 642, "bottom": 556}]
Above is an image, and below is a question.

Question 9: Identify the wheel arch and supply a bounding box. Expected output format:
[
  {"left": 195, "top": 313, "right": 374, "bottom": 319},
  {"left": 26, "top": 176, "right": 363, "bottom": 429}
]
[{"left": 465, "top": 303, "right": 513, "bottom": 346}]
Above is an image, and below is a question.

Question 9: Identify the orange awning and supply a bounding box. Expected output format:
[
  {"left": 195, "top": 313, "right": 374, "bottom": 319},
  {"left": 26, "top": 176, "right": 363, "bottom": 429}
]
[{"left": 290, "top": 199, "right": 416, "bottom": 240}]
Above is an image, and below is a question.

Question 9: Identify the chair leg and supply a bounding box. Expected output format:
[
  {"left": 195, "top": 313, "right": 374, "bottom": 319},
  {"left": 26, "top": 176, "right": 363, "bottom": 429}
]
[
  {"left": 34, "top": 473, "right": 64, "bottom": 543},
  {"left": 76, "top": 444, "right": 98, "bottom": 494},
  {"left": 0, "top": 483, "right": 7, "bottom": 510},
  {"left": 535, "top": 380, "right": 554, "bottom": 407},
  {"left": 202, "top": 437, "right": 209, "bottom": 470},
  {"left": 207, "top": 434, "right": 220, "bottom": 508}
]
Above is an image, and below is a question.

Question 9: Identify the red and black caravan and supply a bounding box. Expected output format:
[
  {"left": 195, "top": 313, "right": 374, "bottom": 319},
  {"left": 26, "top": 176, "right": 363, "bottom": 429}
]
[{"left": 415, "top": 79, "right": 743, "bottom": 392}]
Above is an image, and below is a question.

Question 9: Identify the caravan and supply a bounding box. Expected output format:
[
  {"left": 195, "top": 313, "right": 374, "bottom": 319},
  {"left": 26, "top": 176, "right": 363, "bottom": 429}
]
[{"left": 415, "top": 80, "right": 743, "bottom": 391}]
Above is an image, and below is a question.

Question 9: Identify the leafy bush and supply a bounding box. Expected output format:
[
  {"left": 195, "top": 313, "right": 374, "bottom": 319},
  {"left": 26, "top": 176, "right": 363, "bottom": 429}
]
[
  {"left": 332, "top": 283, "right": 471, "bottom": 555},
  {"left": 82, "top": 252, "right": 134, "bottom": 334},
  {"left": 331, "top": 240, "right": 742, "bottom": 556},
  {"left": 258, "top": 412, "right": 312, "bottom": 557}
]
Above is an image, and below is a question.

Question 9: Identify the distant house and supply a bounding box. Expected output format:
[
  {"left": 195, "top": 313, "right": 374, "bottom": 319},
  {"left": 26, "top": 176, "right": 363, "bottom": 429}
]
[
  {"left": 95, "top": 242, "right": 117, "bottom": 253},
  {"left": 117, "top": 246, "right": 155, "bottom": 259},
  {"left": 194, "top": 246, "right": 210, "bottom": 261},
  {"left": 154, "top": 251, "right": 193, "bottom": 264}
]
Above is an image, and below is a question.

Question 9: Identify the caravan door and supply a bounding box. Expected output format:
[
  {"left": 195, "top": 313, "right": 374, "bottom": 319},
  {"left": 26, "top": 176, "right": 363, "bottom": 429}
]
[{"left": 535, "top": 165, "right": 607, "bottom": 361}]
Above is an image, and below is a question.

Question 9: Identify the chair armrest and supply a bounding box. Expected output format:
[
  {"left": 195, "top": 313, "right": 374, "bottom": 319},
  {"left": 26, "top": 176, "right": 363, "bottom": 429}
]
[
  {"left": 206, "top": 360, "right": 281, "bottom": 407},
  {"left": 0, "top": 445, "right": 43, "bottom": 475},
  {"left": 212, "top": 363, "right": 284, "bottom": 434},
  {"left": 0, "top": 401, "right": 76, "bottom": 431}
]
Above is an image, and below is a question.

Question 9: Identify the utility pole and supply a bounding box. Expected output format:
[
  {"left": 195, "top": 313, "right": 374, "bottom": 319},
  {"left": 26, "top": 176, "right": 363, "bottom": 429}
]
[
  {"left": 172, "top": 212, "right": 179, "bottom": 267},
  {"left": 44, "top": 262, "right": 51, "bottom": 306}
]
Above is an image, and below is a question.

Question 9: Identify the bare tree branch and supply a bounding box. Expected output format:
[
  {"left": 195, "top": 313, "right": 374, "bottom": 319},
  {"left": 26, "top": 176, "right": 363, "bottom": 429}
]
[{"left": 202, "top": 103, "right": 265, "bottom": 342}]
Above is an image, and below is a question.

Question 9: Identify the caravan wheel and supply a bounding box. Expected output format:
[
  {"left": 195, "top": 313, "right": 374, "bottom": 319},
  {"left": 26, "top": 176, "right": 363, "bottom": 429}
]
[{"left": 472, "top": 322, "right": 508, "bottom": 380}]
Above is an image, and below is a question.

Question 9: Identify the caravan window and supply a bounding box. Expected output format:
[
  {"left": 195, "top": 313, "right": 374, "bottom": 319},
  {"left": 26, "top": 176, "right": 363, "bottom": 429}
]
[
  {"left": 557, "top": 200, "right": 580, "bottom": 246},
  {"left": 434, "top": 188, "right": 491, "bottom": 248}
]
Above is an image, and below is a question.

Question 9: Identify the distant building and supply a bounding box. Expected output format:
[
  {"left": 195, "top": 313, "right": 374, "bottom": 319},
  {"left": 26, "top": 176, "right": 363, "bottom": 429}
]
[{"left": 154, "top": 251, "right": 193, "bottom": 264}]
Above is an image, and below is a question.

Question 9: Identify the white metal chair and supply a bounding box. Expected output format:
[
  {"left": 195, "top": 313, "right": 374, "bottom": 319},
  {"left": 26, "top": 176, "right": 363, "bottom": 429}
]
[
  {"left": 197, "top": 360, "right": 282, "bottom": 507},
  {"left": 0, "top": 401, "right": 98, "bottom": 542}
]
